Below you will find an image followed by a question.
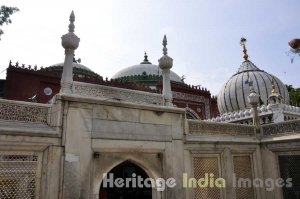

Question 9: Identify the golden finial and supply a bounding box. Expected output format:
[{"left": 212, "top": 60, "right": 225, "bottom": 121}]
[
  {"left": 240, "top": 37, "right": 249, "bottom": 61},
  {"left": 271, "top": 78, "right": 276, "bottom": 94}
]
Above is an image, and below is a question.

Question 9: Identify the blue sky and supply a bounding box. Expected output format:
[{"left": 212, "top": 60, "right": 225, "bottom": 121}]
[{"left": 0, "top": 0, "right": 299, "bottom": 95}]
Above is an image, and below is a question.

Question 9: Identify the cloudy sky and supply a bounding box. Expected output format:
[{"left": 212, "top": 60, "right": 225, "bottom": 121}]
[{"left": 0, "top": 0, "right": 299, "bottom": 95}]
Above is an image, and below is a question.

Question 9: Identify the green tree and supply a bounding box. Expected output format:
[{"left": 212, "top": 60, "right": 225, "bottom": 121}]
[
  {"left": 0, "top": 5, "right": 19, "bottom": 40},
  {"left": 286, "top": 85, "right": 300, "bottom": 106}
]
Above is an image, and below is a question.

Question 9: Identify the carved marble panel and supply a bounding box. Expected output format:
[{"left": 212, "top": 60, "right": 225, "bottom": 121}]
[
  {"left": 73, "top": 82, "right": 163, "bottom": 106},
  {"left": 262, "top": 120, "right": 300, "bottom": 137},
  {"left": 188, "top": 120, "right": 255, "bottom": 137},
  {"left": 0, "top": 100, "right": 49, "bottom": 123}
]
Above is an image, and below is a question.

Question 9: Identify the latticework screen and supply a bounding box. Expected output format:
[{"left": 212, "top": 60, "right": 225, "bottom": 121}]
[
  {"left": 278, "top": 155, "right": 300, "bottom": 199},
  {"left": 193, "top": 156, "right": 221, "bottom": 199},
  {"left": 0, "top": 154, "right": 38, "bottom": 199},
  {"left": 233, "top": 155, "right": 255, "bottom": 199}
]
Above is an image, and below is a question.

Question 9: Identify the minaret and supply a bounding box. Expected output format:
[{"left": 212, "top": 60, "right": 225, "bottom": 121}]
[
  {"left": 60, "top": 11, "right": 80, "bottom": 94},
  {"left": 158, "top": 35, "right": 173, "bottom": 107}
]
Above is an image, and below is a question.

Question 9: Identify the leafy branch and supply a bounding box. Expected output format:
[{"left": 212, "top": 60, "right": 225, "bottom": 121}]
[{"left": 0, "top": 5, "right": 19, "bottom": 40}]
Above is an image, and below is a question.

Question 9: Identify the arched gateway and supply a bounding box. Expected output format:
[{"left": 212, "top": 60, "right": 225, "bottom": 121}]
[{"left": 99, "top": 161, "right": 152, "bottom": 199}]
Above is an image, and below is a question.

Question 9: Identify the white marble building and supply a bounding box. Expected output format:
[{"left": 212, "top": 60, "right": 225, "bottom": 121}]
[{"left": 0, "top": 12, "right": 300, "bottom": 199}]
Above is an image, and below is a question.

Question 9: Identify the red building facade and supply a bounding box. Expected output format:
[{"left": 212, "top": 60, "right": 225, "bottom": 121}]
[{"left": 1, "top": 60, "right": 219, "bottom": 119}]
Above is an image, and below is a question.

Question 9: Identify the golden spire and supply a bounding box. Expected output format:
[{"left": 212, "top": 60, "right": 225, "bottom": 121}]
[
  {"left": 240, "top": 37, "right": 249, "bottom": 61},
  {"left": 271, "top": 78, "right": 276, "bottom": 94}
]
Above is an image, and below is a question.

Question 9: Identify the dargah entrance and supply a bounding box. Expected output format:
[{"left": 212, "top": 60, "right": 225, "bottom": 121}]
[{"left": 99, "top": 161, "right": 152, "bottom": 199}]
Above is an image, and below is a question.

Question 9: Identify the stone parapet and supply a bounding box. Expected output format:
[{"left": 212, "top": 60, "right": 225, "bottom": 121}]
[
  {"left": 73, "top": 81, "right": 164, "bottom": 106},
  {"left": 261, "top": 119, "right": 300, "bottom": 137},
  {"left": 187, "top": 119, "right": 255, "bottom": 137},
  {"left": 0, "top": 98, "right": 51, "bottom": 123}
]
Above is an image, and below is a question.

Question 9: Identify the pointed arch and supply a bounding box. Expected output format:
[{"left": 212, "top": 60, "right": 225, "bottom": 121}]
[
  {"left": 93, "top": 153, "right": 163, "bottom": 199},
  {"left": 185, "top": 107, "right": 201, "bottom": 120},
  {"left": 99, "top": 160, "right": 152, "bottom": 199}
]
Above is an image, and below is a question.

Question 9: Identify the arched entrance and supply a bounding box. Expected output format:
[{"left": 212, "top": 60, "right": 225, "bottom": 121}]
[{"left": 99, "top": 161, "right": 152, "bottom": 199}]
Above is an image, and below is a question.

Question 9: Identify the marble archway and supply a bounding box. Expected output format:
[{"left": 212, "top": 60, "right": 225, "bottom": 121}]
[{"left": 99, "top": 160, "right": 152, "bottom": 199}]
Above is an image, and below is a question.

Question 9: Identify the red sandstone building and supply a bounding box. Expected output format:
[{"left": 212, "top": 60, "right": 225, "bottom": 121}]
[{"left": 1, "top": 55, "right": 219, "bottom": 120}]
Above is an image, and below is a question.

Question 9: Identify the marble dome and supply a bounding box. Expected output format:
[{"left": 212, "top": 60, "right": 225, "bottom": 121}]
[
  {"left": 50, "top": 62, "right": 92, "bottom": 71},
  {"left": 44, "top": 62, "right": 102, "bottom": 80},
  {"left": 112, "top": 54, "right": 182, "bottom": 82},
  {"left": 217, "top": 60, "right": 289, "bottom": 114}
]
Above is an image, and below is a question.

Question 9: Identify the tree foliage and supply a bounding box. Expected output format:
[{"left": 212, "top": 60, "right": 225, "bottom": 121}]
[
  {"left": 0, "top": 5, "right": 19, "bottom": 40},
  {"left": 286, "top": 85, "right": 300, "bottom": 106}
]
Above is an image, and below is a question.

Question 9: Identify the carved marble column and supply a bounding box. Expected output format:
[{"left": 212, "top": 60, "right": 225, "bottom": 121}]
[
  {"left": 60, "top": 11, "right": 80, "bottom": 94},
  {"left": 247, "top": 81, "right": 260, "bottom": 128},
  {"left": 158, "top": 35, "right": 173, "bottom": 107}
]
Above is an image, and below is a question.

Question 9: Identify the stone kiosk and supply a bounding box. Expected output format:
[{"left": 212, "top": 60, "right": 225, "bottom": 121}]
[{"left": 0, "top": 12, "right": 300, "bottom": 199}]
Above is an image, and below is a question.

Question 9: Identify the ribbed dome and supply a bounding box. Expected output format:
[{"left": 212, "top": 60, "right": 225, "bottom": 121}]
[
  {"left": 112, "top": 63, "right": 182, "bottom": 82},
  {"left": 217, "top": 60, "right": 289, "bottom": 114}
]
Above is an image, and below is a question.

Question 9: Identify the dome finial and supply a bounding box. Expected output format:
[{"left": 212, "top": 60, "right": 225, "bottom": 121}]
[
  {"left": 140, "top": 52, "right": 151, "bottom": 64},
  {"left": 144, "top": 52, "right": 149, "bottom": 62},
  {"left": 69, "top": 10, "right": 75, "bottom": 33},
  {"left": 163, "top": 35, "right": 168, "bottom": 55},
  {"left": 240, "top": 37, "right": 249, "bottom": 61}
]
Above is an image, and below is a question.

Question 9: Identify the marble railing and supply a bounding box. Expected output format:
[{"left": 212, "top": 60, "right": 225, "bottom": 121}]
[
  {"left": 0, "top": 99, "right": 50, "bottom": 123},
  {"left": 282, "top": 104, "right": 300, "bottom": 113},
  {"left": 282, "top": 104, "right": 300, "bottom": 121},
  {"left": 209, "top": 105, "right": 273, "bottom": 124},
  {"left": 188, "top": 120, "right": 255, "bottom": 137},
  {"left": 261, "top": 119, "right": 300, "bottom": 137},
  {"left": 209, "top": 104, "right": 300, "bottom": 124},
  {"left": 73, "top": 81, "right": 164, "bottom": 106}
]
